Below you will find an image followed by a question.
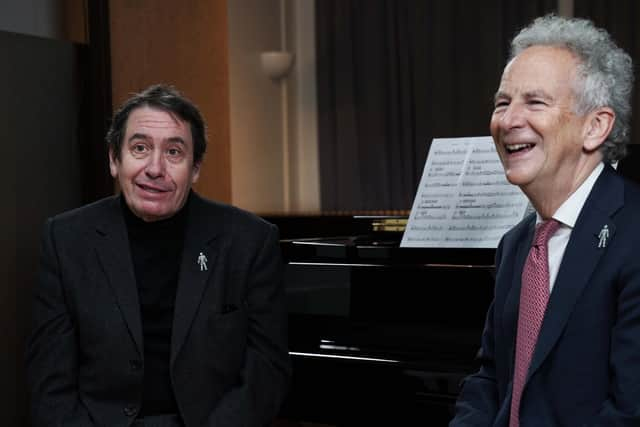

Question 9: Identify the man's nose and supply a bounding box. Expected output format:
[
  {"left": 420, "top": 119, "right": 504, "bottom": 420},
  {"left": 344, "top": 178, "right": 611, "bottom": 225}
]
[
  {"left": 498, "top": 103, "right": 526, "bottom": 130},
  {"left": 145, "top": 151, "right": 165, "bottom": 178}
]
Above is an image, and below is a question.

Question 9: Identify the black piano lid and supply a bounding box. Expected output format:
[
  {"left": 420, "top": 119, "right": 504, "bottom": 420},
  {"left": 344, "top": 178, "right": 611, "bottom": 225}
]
[
  {"left": 268, "top": 213, "right": 497, "bottom": 267},
  {"left": 282, "top": 237, "right": 495, "bottom": 267}
]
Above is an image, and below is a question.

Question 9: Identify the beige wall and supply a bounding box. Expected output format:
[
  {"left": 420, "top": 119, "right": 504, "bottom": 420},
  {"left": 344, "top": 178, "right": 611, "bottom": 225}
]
[
  {"left": 287, "top": 0, "right": 320, "bottom": 213},
  {"left": 227, "top": 0, "right": 319, "bottom": 213},
  {"left": 0, "top": 0, "right": 63, "bottom": 38},
  {"left": 0, "top": 0, "right": 86, "bottom": 43},
  {"left": 227, "top": 0, "right": 285, "bottom": 213}
]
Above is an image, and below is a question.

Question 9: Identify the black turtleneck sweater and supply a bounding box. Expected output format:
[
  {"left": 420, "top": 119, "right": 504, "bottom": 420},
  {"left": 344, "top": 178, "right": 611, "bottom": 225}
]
[{"left": 122, "top": 195, "right": 189, "bottom": 416}]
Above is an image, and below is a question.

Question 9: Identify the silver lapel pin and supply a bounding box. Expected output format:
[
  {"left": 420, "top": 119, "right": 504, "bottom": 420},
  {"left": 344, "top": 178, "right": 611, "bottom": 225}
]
[
  {"left": 197, "top": 252, "right": 208, "bottom": 271},
  {"left": 597, "top": 225, "right": 609, "bottom": 248}
]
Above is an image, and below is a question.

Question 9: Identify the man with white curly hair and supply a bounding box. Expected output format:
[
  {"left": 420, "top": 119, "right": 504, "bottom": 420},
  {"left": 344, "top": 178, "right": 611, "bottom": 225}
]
[{"left": 450, "top": 14, "right": 640, "bottom": 427}]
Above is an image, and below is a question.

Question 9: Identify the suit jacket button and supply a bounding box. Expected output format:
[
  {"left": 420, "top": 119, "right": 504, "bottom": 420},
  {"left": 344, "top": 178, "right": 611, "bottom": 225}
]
[
  {"left": 123, "top": 405, "right": 137, "bottom": 417},
  {"left": 129, "top": 360, "right": 142, "bottom": 371}
]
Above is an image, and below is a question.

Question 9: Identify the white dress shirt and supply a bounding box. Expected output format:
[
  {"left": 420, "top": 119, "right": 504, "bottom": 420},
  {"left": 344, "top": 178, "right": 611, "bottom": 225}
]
[{"left": 536, "top": 162, "right": 604, "bottom": 292}]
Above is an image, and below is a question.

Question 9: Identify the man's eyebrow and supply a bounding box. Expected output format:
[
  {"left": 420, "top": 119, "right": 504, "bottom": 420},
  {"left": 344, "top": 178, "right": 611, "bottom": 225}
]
[
  {"left": 126, "top": 134, "right": 186, "bottom": 145},
  {"left": 493, "top": 90, "right": 553, "bottom": 103},
  {"left": 523, "top": 90, "right": 553, "bottom": 100},
  {"left": 127, "top": 133, "right": 151, "bottom": 142},
  {"left": 166, "top": 137, "right": 186, "bottom": 145},
  {"left": 493, "top": 91, "right": 510, "bottom": 103}
]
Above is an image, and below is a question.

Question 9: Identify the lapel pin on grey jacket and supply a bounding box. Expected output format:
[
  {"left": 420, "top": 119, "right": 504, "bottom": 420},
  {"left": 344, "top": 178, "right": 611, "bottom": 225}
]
[{"left": 197, "top": 252, "right": 208, "bottom": 271}]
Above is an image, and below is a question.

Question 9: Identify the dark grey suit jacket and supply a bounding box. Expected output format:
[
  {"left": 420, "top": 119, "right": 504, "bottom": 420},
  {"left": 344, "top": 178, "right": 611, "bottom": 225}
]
[
  {"left": 450, "top": 165, "right": 640, "bottom": 426},
  {"left": 26, "top": 193, "right": 291, "bottom": 427}
]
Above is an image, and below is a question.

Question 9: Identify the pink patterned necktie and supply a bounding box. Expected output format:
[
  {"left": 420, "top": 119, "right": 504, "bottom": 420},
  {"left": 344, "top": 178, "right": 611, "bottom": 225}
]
[{"left": 509, "top": 219, "right": 560, "bottom": 427}]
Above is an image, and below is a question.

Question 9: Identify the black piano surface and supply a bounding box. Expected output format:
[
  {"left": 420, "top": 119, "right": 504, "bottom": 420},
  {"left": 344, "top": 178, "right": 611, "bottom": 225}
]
[{"left": 266, "top": 215, "right": 496, "bottom": 426}]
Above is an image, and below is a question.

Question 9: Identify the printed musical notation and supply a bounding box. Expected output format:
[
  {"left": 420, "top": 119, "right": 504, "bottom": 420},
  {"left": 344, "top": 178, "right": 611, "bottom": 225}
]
[{"left": 401, "top": 136, "right": 530, "bottom": 249}]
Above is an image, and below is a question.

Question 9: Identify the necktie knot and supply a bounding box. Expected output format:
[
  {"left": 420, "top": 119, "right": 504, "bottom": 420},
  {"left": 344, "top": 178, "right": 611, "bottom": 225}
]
[{"left": 533, "top": 219, "right": 560, "bottom": 247}]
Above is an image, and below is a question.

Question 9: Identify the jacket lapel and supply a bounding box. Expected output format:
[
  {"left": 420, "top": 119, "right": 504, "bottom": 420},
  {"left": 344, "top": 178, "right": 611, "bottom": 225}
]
[
  {"left": 93, "top": 196, "right": 144, "bottom": 357},
  {"left": 170, "top": 194, "right": 225, "bottom": 365},
  {"left": 527, "top": 165, "right": 623, "bottom": 381}
]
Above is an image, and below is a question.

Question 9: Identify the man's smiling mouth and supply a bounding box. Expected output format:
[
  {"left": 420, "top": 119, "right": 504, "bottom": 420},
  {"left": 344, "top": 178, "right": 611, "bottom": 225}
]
[
  {"left": 137, "top": 183, "right": 169, "bottom": 193},
  {"left": 505, "top": 143, "right": 534, "bottom": 154}
]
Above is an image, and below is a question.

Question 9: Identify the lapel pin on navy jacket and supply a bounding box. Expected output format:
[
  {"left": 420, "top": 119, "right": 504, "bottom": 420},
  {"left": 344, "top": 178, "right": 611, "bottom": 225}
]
[{"left": 449, "top": 14, "right": 640, "bottom": 427}]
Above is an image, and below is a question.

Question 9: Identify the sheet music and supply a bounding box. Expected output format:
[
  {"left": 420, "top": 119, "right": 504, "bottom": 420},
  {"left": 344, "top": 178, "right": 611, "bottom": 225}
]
[{"left": 401, "top": 136, "right": 530, "bottom": 248}]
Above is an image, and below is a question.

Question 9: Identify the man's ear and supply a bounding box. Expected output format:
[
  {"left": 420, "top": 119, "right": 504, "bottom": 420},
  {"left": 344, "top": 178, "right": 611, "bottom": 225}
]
[
  {"left": 108, "top": 148, "right": 118, "bottom": 178},
  {"left": 583, "top": 107, "right": 615, "bottom": 152},
  {"left": 191, "top": 161, "right": 201, "bottom": 184}
]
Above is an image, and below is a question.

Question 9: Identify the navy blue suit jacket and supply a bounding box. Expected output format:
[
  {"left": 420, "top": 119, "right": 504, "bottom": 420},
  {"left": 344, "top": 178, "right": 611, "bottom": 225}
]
[
  {"left": 26, "top": 193, "right": 291, "bottom": 427},
  {"left": 450, "top": 165, "right": 640, "bottom": 426}
]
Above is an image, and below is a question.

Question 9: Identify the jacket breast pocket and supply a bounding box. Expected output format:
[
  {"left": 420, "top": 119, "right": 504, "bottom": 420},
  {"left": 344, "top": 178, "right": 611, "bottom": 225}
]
[{"left": 206, "top": 304, "right": 249, "bottom": 378}]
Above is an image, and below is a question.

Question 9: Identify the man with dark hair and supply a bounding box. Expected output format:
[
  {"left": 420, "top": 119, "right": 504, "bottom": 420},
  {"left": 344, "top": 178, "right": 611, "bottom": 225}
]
[
  {"left": 26, "top": 84, "right": 291, "bottom": 427},
  {"left": 450, "top": 14, "right": 640, "bottom": 426}
]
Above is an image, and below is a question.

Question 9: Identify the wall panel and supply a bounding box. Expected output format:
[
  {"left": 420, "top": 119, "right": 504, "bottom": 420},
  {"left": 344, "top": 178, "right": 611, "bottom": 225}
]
[
  {"left": 109, "top": 0, "right": 232, "bottom": 202},
  {"left": 3, "top": 30, "right": 86, "bottom": 425}
]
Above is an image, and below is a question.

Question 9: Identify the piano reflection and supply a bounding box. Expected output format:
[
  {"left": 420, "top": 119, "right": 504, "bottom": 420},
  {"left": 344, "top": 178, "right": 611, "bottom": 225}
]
[{"left": 264, "top": 214, "right": 496, "bottom": 426}]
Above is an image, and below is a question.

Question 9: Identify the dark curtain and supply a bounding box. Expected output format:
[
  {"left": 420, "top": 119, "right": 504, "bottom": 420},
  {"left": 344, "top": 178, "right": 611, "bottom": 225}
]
[
  {"left": 316, "top": 0, "right": 556, "bottom": 211},
  {"left": 574, "top": 0, "right": 640, "bottom": 148}
]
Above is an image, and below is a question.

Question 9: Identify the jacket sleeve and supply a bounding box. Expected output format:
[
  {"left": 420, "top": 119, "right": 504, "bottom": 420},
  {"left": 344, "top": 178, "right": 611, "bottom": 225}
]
[
  {"left": 205, "top": 223, "right": 292, "bottom": 427},
  {"left": 448, "top": 240, "right": 503, "bottom": 427},
  {"left": 25, "top": 218, "right": 95, "bottom": 427}
]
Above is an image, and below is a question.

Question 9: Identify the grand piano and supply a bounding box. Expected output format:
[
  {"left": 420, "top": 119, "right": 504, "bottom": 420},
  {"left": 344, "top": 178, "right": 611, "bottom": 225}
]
[
  {"left": 265, "top": 214, "right": 497, "bottom": 426},
  {"left": 264, "top": 146, "right": 640, "bottom": 426}
]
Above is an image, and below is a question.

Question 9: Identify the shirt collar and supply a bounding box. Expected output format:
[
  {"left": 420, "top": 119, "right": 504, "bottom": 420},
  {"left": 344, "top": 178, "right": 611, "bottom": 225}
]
[{"left": 536, "top": 162, "right": 604, "bottom": 228}]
